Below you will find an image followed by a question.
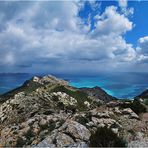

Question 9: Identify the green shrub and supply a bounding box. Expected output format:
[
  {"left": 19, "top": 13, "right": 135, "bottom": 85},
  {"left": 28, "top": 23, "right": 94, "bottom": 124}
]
[
  {"left": 65, "top": 105, "right": 76, "bottom": 113},
  {"left": 144, "top": 99, "right": 148, "bottom": 105},
  {"left": 119, "top": 99, "right": 147, "bottom": 114},
  {"left": 89, "top": 127, "right": 127, "bottom": 147},
  {"left": 119, "top": 101, "right": 132, "bottom": 109},
  {"left": 25, "top": 128, "right": 34, "bottom": 139},
  {"left": 48, "top": 122, "right": 56, "bottom": 132},
  {"left": 128, "top": 129, "right": 136, "bottom": 136},
  {"left": 52, "top": 95, "right": 59, "bottom": 102},
  {"left": 16, "top": 137, "right": 26, "bottom": 147},
  {"left": 131, "top": 99, "right": 147, "bottom": 114},
  {"left": 57, "top": 102, "right": 65, "bottom": 110},
  {"left": 91, "top": 101, "right": 102, "bottom": 108},
  {"left": 58, "top": 119, "right": 65, "bottom": 127},
  {"left": 39, "top": 132, "right": 46, "bottom": 141},
  {"left": 75, "top": 116, "right": 89, "bottom": 126},
  {"left": 43, "top": 110, "right": 54, "bottom": 115}
]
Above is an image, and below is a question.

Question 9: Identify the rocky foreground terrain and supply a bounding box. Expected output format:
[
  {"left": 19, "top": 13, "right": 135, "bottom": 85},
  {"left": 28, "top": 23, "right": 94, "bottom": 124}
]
[{"left": 0, "top": 75, "right": 148, "bottom": 147}]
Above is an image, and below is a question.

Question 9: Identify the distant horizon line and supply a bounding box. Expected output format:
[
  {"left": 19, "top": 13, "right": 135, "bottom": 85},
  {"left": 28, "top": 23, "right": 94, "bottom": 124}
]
[{"left": 0, "top": 71, "right": 148, "bottom": 74}]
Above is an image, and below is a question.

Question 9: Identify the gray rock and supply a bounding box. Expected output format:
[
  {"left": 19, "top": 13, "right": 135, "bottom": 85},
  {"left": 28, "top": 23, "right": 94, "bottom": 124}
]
[
  {"left": 69, "top": 141, "right": 89, "bottom": 147},
  {"left": 56, "top": 133, "right": 75, "bottom": 147},
  {"left": 64, "top": 121, "right": 91, "bottom": 141},
  {"left": 36, "top": 139, "right": 55, "bottom": 147},
  {"left": 90, "top": 109, "right": 110, "bottom": 118},
  {"left": 129, "top": 112, "right": 139, "bottom": 120},
  {"left": 122, "top": 108, "right": 133, "bottom": 115},
  {"left": 128, "top": 140, "right": 148, "bottom": 148}
]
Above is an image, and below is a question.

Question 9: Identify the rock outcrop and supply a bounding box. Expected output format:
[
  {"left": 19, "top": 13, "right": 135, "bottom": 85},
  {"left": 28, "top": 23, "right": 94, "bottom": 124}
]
[
  {"left": 31, "top": 75, "right": 68, "bottom": 86},
  {"left": 0, "top": 75, "right": 148, "bottom": 147}
]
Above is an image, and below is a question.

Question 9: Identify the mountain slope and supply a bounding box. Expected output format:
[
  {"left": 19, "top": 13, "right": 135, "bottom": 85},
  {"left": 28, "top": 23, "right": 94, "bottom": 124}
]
[
  {"left": 136, "top": 89, "right": 148, "bottom": 99},
  {"left": 0, "top": 75, "right": 148, "bottom": 147},
  {"left": 80, "top": 86, "right": 116, "bottom": 103}
]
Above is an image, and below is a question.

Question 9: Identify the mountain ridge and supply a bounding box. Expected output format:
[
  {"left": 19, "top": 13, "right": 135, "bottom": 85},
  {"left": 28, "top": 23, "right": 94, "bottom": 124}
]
[
  {"left": 0, "top": 75, "right": 148, "bottom": 147},
  {"left": 136, "top": 89, "right": 148, "bottom": 99},
  {"left": 0, "top": 75, "right": 115, "bottom": 104}
]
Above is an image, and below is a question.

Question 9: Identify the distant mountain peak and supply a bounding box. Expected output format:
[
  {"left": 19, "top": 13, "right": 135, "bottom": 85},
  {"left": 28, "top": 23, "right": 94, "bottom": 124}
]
[
  {"left": 136, "top": 89, "right": 148, "bottom": 99},
  {"left": 80, "top": 86, "right": 116, "bottom": 103}
]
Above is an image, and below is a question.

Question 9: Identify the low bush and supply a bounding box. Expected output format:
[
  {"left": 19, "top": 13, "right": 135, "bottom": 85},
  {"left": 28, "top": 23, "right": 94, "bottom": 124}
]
[
  {"left": 16, "top": 137, "right": 26, "bottom": 147},
  {"left": 144, "top": 99, "right": 148, "bottom": 105},
  {"left": 89, "top": 127, "right": 127, "bottom": 147},
  {"left": 75, "top": 115, "right": 89, "bottom": 126},
  {"left": 120, "top": 99, "right": 147, "bottom": 114},
  {"left": 131, "top": 99, "right": 147, "bottom": 114}
]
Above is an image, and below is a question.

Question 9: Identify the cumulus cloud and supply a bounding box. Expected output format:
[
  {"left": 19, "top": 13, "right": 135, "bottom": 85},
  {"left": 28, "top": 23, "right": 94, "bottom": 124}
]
[
  {"left": 137, "top": 36, "right": 148, "bottom": 55},
  {"left": 92, "top": 6, "right": 133, "bottom": 36},
  {"left": 118, "top": 0, "right": 134, "bottom": 16},
  {"left": 0, "top": 1, "right": 147, "bottom": 73},
  {"left": 135, "top": 36, "right": 148, "bottom": 63}
]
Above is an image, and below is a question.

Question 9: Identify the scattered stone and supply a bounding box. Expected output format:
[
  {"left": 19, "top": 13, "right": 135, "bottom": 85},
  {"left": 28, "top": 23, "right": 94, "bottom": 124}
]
[
  {"left": 114, "top": 107, "right": 122, "bottom": 115},
  {"left": 64, "top": 121, "right": 91, "bottom": 141},
  {"left": 130, "top": 112, "right": 139, "bottom": 120},
  {"left": 84, "top": 101, "right": 90, "bottom": 108},
  {"left": 122, "top": 108, "right": 133, "bottom": 115},
  {"left": 56, "top": 133, "right": 74, "bottom": 147}
]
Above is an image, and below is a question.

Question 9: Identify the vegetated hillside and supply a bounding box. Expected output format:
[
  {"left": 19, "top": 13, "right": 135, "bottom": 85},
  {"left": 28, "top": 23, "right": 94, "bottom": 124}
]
[
  {"left": 0, "top": 75, "right": 148, "bottom": 147},
  {"left": 135, "top": 89, "right": 148, "bottom": 106},
  {"left": 80, "top": 86, "right": 117, "bottom": 103}
]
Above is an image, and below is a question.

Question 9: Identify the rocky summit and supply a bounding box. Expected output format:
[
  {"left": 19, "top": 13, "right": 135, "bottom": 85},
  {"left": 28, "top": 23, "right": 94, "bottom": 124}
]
[{"left": 0, "top": 75, "right": 148, "bottom": 147}]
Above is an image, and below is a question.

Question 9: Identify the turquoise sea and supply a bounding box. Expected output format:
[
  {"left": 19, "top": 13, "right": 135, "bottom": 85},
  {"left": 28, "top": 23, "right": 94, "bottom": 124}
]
[{"left": 0, "top": 72, "right": 147, "bottom": 99}]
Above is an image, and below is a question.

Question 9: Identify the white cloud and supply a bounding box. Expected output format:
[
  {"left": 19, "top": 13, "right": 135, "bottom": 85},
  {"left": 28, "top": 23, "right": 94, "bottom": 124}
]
[
  {"left": 118, "top": 0, "right": 134, "bottom": 16},
  {"left": 92, "top": 6, "right": 133, "bottom": 36},
  {"left": 137, "top": 36, "right": 148, "bottom": 55},
  {"left": 88, "top": 1, "right": 101, "bottom": 11},
  {"left": 135, "top": 36, "right": 148, "bottom": 63},
  {"left": 137, "top": 55, "right": 148, "bottom": 62},
  {"left": 0, "top": 1, "right": 146, "bottom": 73},
  {"left": 118, "top": 0, "right": 127, "bottom": 8}
]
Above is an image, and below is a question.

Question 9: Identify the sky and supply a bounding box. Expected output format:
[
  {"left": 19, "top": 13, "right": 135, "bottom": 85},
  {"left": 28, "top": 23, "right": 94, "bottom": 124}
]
[{"left": 0, "top": 0, "right": 148, "bottom": 74}]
